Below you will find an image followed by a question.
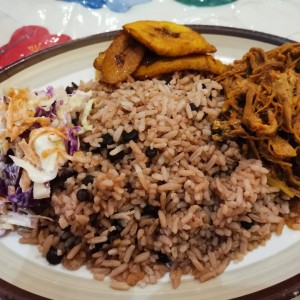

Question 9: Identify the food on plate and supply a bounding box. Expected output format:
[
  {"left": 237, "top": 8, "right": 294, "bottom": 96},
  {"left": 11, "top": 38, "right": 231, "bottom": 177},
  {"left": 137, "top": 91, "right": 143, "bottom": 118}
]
[
  {"left": 133, "top": 54, "right": 229, "bottom": 79},
  {"left": 212, "top": 43, "right": 300, "bottom": 200},
  {"left": 1, "top": 21, "right": 300, "bottom": 291},
  {"left": 93, "top": 20, "right": 225, "bottom": 84},
  {"left": 0, "top": 74, "right": 293, "bottom": 290},
  {"left": 93, "top": 51, "right": 106, "bottom": 72},
  {"left": 122, "top": 20, "right": 216, "bottom": 57},
  {"left": 98, "top": 31, "right": 145, "bottom": 84}
]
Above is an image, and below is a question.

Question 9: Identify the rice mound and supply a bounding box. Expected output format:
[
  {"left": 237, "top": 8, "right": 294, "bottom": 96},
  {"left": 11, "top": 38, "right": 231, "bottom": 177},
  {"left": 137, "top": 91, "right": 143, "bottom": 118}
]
[{"left": 21, "top": 73, "right": 290, "bottom": 290}]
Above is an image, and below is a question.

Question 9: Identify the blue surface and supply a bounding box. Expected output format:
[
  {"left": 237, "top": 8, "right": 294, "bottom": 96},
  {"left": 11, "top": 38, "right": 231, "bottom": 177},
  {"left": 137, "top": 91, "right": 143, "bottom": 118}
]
[{"left": 62, "top": 0, "right": 151, "bottom": 12}]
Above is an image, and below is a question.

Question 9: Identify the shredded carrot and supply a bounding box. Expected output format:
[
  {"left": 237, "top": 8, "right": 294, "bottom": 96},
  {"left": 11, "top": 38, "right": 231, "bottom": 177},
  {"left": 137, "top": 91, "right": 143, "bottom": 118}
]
[
  {"left": 5, "top": 88, "right": 52, "bottom": 141},
  {"left": 18, "top": 139, "right": 40, "bottom": 167}
]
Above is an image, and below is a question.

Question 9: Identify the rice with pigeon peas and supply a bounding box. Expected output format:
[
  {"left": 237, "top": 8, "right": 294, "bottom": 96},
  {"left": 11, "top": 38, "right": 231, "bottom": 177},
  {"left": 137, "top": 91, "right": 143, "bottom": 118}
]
[{"left": 17, "top": 72, "right": 290, "bottom": 290}]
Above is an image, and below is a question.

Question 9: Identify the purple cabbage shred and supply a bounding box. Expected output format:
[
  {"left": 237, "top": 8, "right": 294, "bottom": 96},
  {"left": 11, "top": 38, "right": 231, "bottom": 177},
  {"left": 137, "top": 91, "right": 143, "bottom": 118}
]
[
  {"left": 66, "top": 126, "right": 81, "bottom": 155},
  {"left": 8, "top": 187, "right": 33, "bottom": 208},
  {"left": 3, "top": 163, "right": 20, "bottom": 186},
  {"left": 34, "top": 105, "right": 56, "bottom": 120},
  {"left": 46, "top": 86, "right": 54, "bottom": 97}
]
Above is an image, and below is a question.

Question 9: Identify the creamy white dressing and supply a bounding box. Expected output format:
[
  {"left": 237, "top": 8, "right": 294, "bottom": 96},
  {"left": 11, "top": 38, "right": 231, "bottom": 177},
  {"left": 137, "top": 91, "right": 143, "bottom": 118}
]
[{"left": 33, "top": 133, "right": 65, "bottom": 172}]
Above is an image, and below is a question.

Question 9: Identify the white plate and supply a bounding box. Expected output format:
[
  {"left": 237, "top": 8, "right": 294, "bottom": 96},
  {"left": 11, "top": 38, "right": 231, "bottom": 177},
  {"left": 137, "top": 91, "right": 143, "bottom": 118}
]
[{"left": 0, "top": 26, "right": 299, "bottom": 300}]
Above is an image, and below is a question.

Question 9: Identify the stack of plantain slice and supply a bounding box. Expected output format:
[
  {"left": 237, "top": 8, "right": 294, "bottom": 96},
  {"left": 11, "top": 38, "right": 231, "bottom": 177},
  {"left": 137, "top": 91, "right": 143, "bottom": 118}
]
[{"left": 93, "top": 20, "right": 229, "bottom": 84}]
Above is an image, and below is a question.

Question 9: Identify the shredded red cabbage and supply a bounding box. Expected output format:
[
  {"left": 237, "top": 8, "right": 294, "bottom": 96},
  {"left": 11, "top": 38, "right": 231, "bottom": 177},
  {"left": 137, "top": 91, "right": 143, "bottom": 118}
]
[
  {"left": 66, "top": 126, "right": 81, "bottom": 155},
  {"left": 46, "top": 86, "right": 54, "bottom": 97},
  {"left": 7, "top": 187, "right": 33, "bottom": 209},
  {"left": 34, "top": 104, "right": 56, "bottom": 120},
  {"left": 3, "top": 163, "right": 20, "bottom": 186}
]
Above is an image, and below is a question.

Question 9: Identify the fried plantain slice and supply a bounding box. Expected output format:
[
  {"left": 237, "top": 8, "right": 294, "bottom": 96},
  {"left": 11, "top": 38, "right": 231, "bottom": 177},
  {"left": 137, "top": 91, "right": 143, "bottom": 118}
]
[
  {"left": 123, "top": 20, "right": 216, "bottom": 57},
  {"left": 93, "top": 51, "right": 106, "bottom": 70},
  {"left": 100, "top": 31, "right": 145, "bottom": 84},
  {"left": 133, "top": 55, "right": 229, "bottom": 80},
  {"left": 93, "top": 51, "right": 106, "bottom": 80}
]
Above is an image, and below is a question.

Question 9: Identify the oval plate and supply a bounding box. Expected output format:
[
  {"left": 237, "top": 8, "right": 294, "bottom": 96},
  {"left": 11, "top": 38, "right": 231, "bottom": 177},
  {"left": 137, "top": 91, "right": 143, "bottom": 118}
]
[{"left": 0, "top": 25, "right": 299, "bottom": 300}]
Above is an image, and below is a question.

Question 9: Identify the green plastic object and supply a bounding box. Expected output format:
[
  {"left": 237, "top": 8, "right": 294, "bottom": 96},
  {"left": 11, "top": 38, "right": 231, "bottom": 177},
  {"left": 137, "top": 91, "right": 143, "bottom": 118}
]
[{"left": 175, "top": 0, "right": 236, "bottom": 6}]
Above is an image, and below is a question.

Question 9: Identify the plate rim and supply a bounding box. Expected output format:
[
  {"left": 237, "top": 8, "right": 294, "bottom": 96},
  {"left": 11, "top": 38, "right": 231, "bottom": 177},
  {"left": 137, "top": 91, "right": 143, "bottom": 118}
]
[
  {"left": 0, "top": 25, "right": 299, "bottom": 300},
  {"left": 0, "top": 24, "right": 295, "bottom": 82}
]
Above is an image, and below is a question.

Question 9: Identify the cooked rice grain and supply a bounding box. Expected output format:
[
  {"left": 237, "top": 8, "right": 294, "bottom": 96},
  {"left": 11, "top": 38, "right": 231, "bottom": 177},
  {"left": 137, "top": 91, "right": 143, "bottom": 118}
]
[{"left": 23, "top": 72, "right": 294, "bottom": 290}]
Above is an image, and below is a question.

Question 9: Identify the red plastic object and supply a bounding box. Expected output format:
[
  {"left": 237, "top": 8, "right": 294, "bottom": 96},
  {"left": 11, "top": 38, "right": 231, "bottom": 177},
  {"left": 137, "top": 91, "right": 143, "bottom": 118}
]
[{"left": 0, "top": 25, "right": 72, "bottom": 69}]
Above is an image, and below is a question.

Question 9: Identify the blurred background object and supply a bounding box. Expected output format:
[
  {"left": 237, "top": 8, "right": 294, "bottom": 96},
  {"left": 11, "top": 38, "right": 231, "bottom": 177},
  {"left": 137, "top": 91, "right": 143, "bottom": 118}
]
[
  {"left": 174, "top": 0, "right": 236, "bottom": 6},
  {"left": 0, "top": 0, "right": 299, "bottom": 67}
]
